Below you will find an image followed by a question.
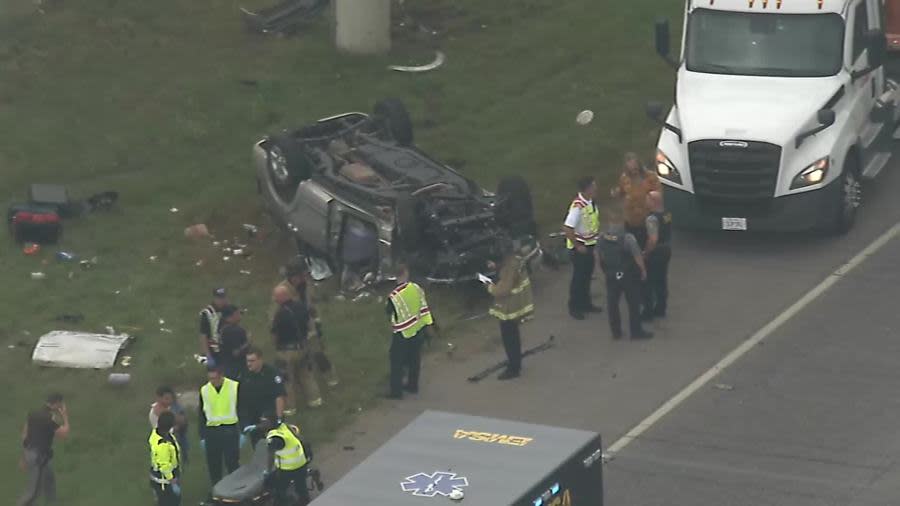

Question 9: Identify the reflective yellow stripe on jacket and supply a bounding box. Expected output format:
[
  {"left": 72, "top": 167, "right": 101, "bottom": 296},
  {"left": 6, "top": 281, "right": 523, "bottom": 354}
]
[
  {"left": 566, "top": 196, "right": 600, "bottom": 249},
  {"left": 149, "top": 430, "right": 181, "bottom": 483}
]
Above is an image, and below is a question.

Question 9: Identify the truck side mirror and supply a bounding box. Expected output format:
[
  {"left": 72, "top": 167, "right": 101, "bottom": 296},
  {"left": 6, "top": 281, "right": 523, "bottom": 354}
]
[
  {"left": 866, "top": 29, "right": 887, "bottom": 68},
  {"left": 655, "top": 19, "right": 671, "bottom": 60},
  {"left": 817, "top": 109, "right": 836, "bottom": 127},
  {"left": 645, "top": 101, "right": 665, "bottom": 122}
]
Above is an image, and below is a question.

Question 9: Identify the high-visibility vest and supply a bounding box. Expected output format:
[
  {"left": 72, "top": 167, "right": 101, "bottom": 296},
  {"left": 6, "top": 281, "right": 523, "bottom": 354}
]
[
  {"left": 200, "top": 378, "right": 239, "bottom": 427},
  {"left": 565, "top": 195, "right": 600, "bottom": 249},
  {"left": 488, "top": 257, "right": 535, "bottom": 321},
  {"left": 267, "top": 423, "right": 308, "bottom": 471},
  {"left": 389, "top": 282, "right": 433, "bottom": 338},
  {"left": 149, "top": 430, "right": 181, "bottom": 484}
]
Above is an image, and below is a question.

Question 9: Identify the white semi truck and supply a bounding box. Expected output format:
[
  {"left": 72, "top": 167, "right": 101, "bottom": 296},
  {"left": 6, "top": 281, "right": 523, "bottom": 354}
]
[{"left": 649, "top": 0, "right": 900, "bottom": 233}]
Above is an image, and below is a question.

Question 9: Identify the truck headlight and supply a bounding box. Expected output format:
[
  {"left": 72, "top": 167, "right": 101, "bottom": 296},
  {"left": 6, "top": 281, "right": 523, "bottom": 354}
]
[
  {"left": 655, "top": 150, "right": 682, "bottom": 184},
  {"left": 791, "top": 157, "right": 829, "bottom": 189}
]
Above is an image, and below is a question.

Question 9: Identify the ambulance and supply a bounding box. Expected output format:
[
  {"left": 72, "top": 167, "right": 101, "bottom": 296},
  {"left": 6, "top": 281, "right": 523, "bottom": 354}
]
[
  {"left": 649, "top": 0, "right": 900, "bottom": 233},
  {"left": 311, "top": 411, "right": 604, "bottom": 505}
]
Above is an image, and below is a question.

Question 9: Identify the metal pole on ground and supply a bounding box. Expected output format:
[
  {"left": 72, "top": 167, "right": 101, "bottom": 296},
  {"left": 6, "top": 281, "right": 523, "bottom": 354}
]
[{"left": 334, "top": 0, "right": 391, "bottom": 55}]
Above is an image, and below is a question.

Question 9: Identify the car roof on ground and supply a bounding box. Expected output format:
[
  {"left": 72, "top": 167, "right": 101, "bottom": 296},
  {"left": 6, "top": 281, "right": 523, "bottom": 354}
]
[{"left": 311, "top": 410, "right": 602, "bottom": 506}]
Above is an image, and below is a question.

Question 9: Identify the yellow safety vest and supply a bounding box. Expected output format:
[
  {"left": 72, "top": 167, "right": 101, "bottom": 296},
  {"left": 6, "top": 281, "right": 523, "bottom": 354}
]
[
  {"left": 488, "top": 257, "right": 535, "bottom": 321},
  {"left": 200, "top": 378, "right": 239, "bottom": 427},
  {"left": 267, "top": 423, "right": 308, "bottom": 471},
  {"left": 149, "top": 430, "right": 181, "bottom": 483},
  {"left": 565, "top": 195, "right": 600, "bottom": 249},
  {"left": 389, "top": 282, "right": 433, "bottom": 338}
]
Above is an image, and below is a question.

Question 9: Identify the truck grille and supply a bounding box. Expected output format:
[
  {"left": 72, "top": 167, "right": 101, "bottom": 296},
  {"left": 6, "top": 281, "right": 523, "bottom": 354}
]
[{"left": 689, "top": 140, "right": 781, "bottom": 202}]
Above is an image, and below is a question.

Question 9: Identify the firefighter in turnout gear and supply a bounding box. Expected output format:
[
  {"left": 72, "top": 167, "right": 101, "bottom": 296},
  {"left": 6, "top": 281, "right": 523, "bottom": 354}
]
[
  {"left": 199, "top": 288, "right": 229, "bottom": 368},
  {"left": 149, "top": 411, "right": 182, "bottom": 506},
  {"left": 598, "top": 208, "right": 653, "bottom": 340},
  {"left": 642, "top": 190, "right": 672, "bottom": 319},
  {"left": 564, "top": 176, "right": 602, "bottom": 320},
  {"left": 265, "top": 416, "right": 312, "bottom": 506},
  {"left": 385, "top": 263, "right": 434, "bottom": 399},
  {"left": 485, "top": 243, "right": 535, "bottom": 380}
]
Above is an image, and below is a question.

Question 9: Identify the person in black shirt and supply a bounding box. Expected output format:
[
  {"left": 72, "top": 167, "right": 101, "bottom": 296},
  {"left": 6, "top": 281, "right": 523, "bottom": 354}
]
[
  {"left": 18, "top": 393, "right": 70, "bottom": 506},
  {"left": 199, "top": 288, "right": 229, "bottom": 367},
  {"left": 238, "top": 347, "right": 287, "bottom": 446},
  {"left": 219, "top": 305, "right": 250, "bottom": 381},
  {"left": 271, "top": 285, "right": 322, "bottom": 411},
  {"left": 642, "top": 190, "right": 673, "bottom": 319}
]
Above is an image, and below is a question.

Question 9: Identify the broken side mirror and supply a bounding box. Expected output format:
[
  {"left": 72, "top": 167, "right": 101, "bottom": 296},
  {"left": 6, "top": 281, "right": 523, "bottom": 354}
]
[{"left": 655, "top": 19, "right": 671, "bottom": 61}]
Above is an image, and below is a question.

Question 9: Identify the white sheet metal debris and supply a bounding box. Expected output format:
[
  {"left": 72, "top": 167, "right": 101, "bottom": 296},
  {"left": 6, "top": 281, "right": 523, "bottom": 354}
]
[
  {"left": 389, "top": 51, "right": 446, "bottom": 73},
  {"left": 32, "top": 331, "right": 131, "bottom": 369}
]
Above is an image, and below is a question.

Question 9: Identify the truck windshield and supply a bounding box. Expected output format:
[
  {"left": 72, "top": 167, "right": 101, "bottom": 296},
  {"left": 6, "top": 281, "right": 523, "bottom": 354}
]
[{"left": 686, "top": 9, "right": 845, "bottom": 78}]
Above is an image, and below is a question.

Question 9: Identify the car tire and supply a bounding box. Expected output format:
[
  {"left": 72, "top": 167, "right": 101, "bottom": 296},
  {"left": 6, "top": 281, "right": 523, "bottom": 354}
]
[
  {"left": 267, "top": 135, "right": 312, "bottom": 202},
  {"left": 496, "top": 175, "right": 537, "bottom": 238},
  {"left": 373, "top": 98, "right": 414, "bottom": 146},
  {"left": 832, "top": 157, "right": 862, "bottom": 235}
]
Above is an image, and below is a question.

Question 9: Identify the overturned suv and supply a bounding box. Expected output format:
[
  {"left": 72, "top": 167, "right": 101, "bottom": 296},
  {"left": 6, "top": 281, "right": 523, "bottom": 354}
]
[{"left": 254, "top": 99, "right": 538, "bottom": 283}]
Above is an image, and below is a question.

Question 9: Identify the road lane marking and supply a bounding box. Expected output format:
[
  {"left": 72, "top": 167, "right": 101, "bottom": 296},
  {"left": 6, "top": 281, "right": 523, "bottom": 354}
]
[{"left": 605, "top": 222, "right": 900, "bottom": 457}]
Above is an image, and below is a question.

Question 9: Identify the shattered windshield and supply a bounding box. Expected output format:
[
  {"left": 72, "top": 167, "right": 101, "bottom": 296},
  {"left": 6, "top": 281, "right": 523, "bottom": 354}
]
[{"left": 686, "top": 9, "right": 845, "bottom": 77}]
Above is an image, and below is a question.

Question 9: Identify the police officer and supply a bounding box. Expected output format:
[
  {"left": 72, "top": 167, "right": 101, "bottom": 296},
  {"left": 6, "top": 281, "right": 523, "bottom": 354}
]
[
  {"left": 597, "top": 208, "right": 653, "bottom": 340},
  {"left": 484, "top": 243, "right": 535, "bottom": 380},
  {"left": 199, "top": 288, "right": 229, "bottom": 367},
  {"left": 642, "top": 190, "right": 672, "bottom": 319},
  {"left": 198, "top": 367, "right": 240, "bottom": 488},
  {"left": 264, "top": 415, "right": 312, "bottom": 506},
  {"left": 239, "top": 347, "right": 287, "bottom": 446},
  {"left": 149, "top": 411, "right": 182, "bottom": 506},
  {"left": 386, "top": 263, "right": 434, "bottom": 399},
  {"left": 276, "top": 257, "right": 339, "bottom": 388},
  {"left": 563, "top": 176, "right": 602, "bottom": 320}
]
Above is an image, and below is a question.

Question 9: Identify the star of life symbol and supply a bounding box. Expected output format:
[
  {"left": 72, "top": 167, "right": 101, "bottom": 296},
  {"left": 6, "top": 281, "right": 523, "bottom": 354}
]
[{"left": 400, "top": 471, "right": 469, "bottom": 497}]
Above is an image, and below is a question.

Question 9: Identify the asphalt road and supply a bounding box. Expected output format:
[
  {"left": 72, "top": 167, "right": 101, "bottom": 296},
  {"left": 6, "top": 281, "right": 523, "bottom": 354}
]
[{"left": 313, "top": 150, "right": 900, "bottom": 505}]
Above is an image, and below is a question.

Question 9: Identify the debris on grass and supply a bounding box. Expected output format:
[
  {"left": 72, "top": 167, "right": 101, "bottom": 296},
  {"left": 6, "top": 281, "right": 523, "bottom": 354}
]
[
  {"left": 108, "top": 373, "right": 131, "bottom": 385},
  {"left": 160, "top": 328, "right": 173, "bottom": 334},
  {"left": 576, "top": 110, "right": 594, "bottom": 126},
  {"left": 169, "top": 207, "right": 179, "bottom": 213},
  {"left": 23, "top": 243, "right": 40, "bottom": 255},
  {"left": 148, "top": 255, "right": 158, "bottom": 262},
  {"left": 389, "top": 51, "right": 446, "bottom": 73},
  {"left": 80, "top": 257, "right": 98, "bottom": 270},
  {"left": 30, "top": 272, "right": 46, "bottom": 280},
  {"left": 120, "top": 355, "right": 132, "bottom": 367},
  {"left": 240, "top": 0, "right": 328, "bottom": 35},
  {"left": 184, "top": 223, "right": 211, "bottom": 239},
  {"left": 243, "top": 223, "right": 259, "bottom": 237},
  {"left": 33, "top": 331, "right": 131, "bottom": 369},
  {"left": 56, "top": 251, "right": 76, "bottom": 262},
  {"left": 53, "top": 314, "right": 85, "bottom": 324},
  {"left": 240, "top": 270, "right": 252, "bottom": 275}
]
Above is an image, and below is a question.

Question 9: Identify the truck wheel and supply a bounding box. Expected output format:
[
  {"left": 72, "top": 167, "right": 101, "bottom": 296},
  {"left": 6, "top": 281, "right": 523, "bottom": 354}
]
[
  {"left": 267, "top": 135, "right": 312, "bottom": 202},
  {"left": 496, "top": 176, "right": 537, "bottom": 238},
  {"left": 833, "top": 160, "right": 862, "bottom": 235},
  {"left": 374, "top": 99, "right": 414, "bottom": 146}
]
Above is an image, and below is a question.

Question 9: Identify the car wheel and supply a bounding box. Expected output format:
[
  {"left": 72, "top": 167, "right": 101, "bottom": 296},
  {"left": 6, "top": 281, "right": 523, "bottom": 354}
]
[
  {"left": 373, "top": 98, "right": 414, "bottom": 146},
  {"left": 496, "top": 175, "right": 537, "bottom": 238},
  {"left": 833, "top": 158, "right": 862, "bottom": 235},
  {"left": 267, "top": 135, "right": 312, "bottom": 203}
]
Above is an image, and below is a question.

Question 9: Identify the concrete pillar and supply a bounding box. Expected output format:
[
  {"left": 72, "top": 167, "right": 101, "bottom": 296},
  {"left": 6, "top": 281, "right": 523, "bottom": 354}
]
[{"left": 334, "top": 0, "right": 391, "bottom": 55}]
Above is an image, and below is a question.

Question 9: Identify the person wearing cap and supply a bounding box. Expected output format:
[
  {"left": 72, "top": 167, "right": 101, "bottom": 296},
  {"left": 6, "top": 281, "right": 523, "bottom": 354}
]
[
  {"left": 218, "top": 305, "right": 250, "bottom": 381},
  {"left": 199, "top": 288, "right": 229, "bottom": 367},
  {"left": 564, "top": 176, "right": 602, "bottom": 320},
  {"left": 271, "top": 285, "right": 323, "bottom": 411},
  {"left": 483, "top": 243, "right": 535, "bottom": 380},
  {"left": 275, "top": 257, "right": 339, "bottom": 389},
  {"left": 261, "top": 414, "right": 313, "bottom": 506}
]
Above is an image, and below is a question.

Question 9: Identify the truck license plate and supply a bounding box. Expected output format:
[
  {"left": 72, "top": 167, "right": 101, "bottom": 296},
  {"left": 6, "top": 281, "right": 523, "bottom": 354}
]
[{"left": 721, "top": 217, "right": 747, "bottom": 231}]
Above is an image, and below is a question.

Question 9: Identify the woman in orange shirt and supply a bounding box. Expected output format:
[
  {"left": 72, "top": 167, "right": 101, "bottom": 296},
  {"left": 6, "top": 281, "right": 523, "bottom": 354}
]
[{"left": 610, "top": 152, "right": 661, "bottom": 248}]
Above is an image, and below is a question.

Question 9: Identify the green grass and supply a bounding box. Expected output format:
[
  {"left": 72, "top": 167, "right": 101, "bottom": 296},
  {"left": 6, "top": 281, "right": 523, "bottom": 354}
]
[{"left": 0, "top": 0, "right": 679, "bottom": 503}]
